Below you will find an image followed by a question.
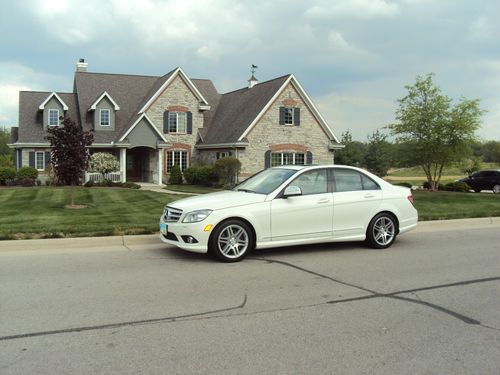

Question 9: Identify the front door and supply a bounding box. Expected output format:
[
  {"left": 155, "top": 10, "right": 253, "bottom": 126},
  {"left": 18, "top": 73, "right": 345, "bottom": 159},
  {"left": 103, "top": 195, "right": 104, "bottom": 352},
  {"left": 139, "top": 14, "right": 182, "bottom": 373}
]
[{"left": 126, "top": 148, "right": 150, "bottom": 182}]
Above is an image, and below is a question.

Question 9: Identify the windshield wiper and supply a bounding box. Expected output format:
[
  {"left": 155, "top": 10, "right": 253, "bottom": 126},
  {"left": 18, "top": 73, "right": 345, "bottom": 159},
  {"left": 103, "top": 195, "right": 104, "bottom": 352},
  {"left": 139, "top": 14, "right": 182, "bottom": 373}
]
[{"left": 236, "top": 188, "right": 256, "bottom": 193}]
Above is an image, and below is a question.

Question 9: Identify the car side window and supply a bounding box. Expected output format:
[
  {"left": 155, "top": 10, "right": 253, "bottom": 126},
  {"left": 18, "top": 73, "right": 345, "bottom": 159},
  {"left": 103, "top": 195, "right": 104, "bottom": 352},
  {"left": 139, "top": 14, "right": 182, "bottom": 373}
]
[
  {"left": 333, "top": 169, "right": 380, "bottom": 192},
  {"left": 290, "top": 169, "right": 328, "bottom": 195},
  {"left": 334, "top": 169, "right": 363, "bottom": 192}
]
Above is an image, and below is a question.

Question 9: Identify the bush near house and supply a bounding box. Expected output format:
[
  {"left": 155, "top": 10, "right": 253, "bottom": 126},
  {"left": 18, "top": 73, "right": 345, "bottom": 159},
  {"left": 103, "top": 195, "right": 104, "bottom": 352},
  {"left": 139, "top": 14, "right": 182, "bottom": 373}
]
[
  {"left": 183, "top": 165, "right": 218, "bottom": 186},
  {"left": 168, "top": 165, "right": 183, "bottom": 185},
  {"left": 438, "top": 181, "right": 471, "bottom": 192},
  {"left": 214, "top": 157, "right": 241, "bottom": 188},
  {"left": 0, "top": 167, "right": 16, "bottom": 185},
  {"left": 16, "top": 167, "right": 38, "bottom": 186}
]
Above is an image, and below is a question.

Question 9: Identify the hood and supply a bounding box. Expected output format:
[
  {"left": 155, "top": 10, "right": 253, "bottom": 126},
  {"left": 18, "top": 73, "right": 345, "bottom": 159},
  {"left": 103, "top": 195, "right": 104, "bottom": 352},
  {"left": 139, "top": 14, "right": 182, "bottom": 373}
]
[{"left": 167, "top": 190, "right": 267, "bottom": 212}]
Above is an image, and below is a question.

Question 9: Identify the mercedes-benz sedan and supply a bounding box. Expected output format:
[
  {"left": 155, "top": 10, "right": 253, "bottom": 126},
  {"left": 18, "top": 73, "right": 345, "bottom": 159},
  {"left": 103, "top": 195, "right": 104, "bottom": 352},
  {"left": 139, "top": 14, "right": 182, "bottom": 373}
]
[{"left": 160, "top": 165, "right": 418, "bottom": 262}]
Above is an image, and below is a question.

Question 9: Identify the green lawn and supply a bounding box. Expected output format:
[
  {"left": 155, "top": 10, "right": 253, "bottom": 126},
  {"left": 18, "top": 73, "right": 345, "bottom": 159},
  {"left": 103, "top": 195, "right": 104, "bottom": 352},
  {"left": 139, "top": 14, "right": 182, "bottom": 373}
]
[
  {"left": 165, "top": 184, "right": 224, "bottom": 194},
  {"left": 0, "top": 187, "right": 185, "bottom": 240},
  {"left": 0, "top": 187, "right": 498, "bottom": 240},
  {"left": 413, "top": 190, "right": 500, "bottom": 221},
  {"left": 387, "top": 162, "right": 499, "bottom": 178}
]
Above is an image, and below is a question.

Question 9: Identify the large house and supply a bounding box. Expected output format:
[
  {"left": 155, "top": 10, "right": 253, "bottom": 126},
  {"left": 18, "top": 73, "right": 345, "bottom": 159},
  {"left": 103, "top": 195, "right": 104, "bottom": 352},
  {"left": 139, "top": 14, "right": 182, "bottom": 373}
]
[{"left": 10, "top": 60, "right": 342, "bottom": 184}]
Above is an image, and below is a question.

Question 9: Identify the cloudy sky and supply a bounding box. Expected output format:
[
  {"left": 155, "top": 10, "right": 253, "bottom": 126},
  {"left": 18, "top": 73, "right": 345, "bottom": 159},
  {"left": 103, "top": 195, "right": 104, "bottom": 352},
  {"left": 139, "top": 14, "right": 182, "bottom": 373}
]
[{"left": 1, "top": 0, "right": 499, "bottom": 140}]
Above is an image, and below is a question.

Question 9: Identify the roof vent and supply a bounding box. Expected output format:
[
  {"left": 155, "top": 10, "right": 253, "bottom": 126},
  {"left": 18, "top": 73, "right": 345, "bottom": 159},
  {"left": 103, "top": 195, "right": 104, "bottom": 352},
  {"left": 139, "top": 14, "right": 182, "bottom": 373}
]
[
  {"left": 76, "top": 58, "right": 88, "bottom": 72},
  {"left": 248, "top": 64, "right": 258, "bottom": 88}
]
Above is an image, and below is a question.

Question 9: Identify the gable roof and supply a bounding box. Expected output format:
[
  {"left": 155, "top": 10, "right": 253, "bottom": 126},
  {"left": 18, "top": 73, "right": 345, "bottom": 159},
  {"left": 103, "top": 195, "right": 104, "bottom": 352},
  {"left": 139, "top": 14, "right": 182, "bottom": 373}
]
[
  {"left": 88, "top": 91, "right": 120, "bottom": 111},
  {"left": 138, "top": 67, "right": 209, "bottom": 114},
  {"left": 199, "top": 75, "right": 290, "bottom": 145},
  {"left": 17, "top": 91, "right": 78, "bottom": 143},
  {"left": 38, "top": 92, "right": 69, "bottom": 111}
]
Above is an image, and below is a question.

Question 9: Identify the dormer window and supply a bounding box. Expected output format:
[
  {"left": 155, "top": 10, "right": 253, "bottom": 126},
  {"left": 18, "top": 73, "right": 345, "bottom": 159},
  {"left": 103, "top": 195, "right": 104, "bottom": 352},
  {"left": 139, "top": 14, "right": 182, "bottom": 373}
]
[
  {"left": 100, "top": 109, "right": 110, "bottom": 126},
  {"left": 169, "top": 112, "right": 187, "bottom": 133},
  {"left": 48, "top": 109, "right": 59, "bottom": 126}
]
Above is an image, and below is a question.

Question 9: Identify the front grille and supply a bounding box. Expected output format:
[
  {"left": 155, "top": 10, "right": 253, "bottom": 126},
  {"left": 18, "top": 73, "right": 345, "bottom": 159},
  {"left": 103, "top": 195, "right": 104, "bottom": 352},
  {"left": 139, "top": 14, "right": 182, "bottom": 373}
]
[
  {"left": 164, "top": 232, "right": 178, "bottom": 241},
  {"left": 163, "top": 206, "right": 183, "bottom": 222}
]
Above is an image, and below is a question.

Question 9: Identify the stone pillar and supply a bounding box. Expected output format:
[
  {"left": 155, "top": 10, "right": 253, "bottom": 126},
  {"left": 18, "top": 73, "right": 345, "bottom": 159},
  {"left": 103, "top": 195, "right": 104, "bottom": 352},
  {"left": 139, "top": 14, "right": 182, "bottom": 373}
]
[
  {"left": 120, "top": 148, "right": 127, "bottom": 182},
  {"left": 158, "top": 148, "right": 164, "bottom": 185}
]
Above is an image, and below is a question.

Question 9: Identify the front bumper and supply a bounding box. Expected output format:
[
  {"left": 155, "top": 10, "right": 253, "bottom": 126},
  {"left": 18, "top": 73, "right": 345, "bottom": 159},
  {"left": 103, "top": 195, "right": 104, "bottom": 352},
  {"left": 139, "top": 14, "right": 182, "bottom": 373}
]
[{"left": 159, "top": 216, "right": 211, "bottom": 253}]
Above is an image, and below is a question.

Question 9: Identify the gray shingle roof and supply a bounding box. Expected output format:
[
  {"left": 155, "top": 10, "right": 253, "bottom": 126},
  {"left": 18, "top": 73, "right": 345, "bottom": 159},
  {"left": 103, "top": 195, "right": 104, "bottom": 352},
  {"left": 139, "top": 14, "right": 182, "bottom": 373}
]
[
  {"left": 16, "top": 69, "right": 295, "bottom": 146},
  {"left": 200, "top": 75, "right": 290, "bottom": 144},
  {"left": 17, "top": 91, "right": 78, "bottom": 143}
]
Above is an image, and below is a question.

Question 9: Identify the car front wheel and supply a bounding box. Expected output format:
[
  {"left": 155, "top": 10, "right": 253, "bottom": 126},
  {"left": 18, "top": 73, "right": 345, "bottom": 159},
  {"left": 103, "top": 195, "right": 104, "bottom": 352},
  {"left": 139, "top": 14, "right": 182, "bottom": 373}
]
[
  {"left": 209, "top": 219, "right": 254, "bottom": 262},
  {"left": 366, "top": 213, "right": 397, "bottom": 249},
  {"left": 493, "top": 185, "right": 500, "bottom": 194}
]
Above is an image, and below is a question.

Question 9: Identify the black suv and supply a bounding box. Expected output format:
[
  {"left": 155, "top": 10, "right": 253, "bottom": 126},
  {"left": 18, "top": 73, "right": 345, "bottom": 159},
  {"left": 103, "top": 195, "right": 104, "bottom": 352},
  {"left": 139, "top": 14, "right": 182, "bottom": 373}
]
[{"left": 459, "top": 169, "right": 500, "bottom": 193}]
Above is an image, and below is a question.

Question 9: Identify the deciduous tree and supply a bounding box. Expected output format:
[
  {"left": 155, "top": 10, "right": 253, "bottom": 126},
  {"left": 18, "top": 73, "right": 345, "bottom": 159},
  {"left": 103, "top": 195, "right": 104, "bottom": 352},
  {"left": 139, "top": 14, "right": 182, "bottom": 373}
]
[{"left": 388, "top": 74, "right": 483, "bottom": 190}]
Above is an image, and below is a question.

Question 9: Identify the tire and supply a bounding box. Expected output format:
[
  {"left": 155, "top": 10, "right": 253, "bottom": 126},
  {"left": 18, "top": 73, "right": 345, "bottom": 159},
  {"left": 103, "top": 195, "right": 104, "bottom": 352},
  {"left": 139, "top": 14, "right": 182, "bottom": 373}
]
[
  {"left": 493, "top": 185, "right": 500, "bottom": 194},
  {"left": 474, "top": 188, "right": 481, "bottom": 193},
  {"left": 366, "top": 213, "right": 398, "bottom": 249},
  {"left": 208, "top": 219, "right": 254, "bottom": 262}
]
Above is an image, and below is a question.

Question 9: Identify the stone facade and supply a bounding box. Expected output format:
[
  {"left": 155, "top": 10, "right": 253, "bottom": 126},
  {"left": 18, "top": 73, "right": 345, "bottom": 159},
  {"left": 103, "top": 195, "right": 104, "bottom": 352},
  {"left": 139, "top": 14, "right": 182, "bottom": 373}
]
[
  {"left": 238, "top": 82, "right": 334, "bottom": 176},
  {"left": 146, "top": 75, "right": 204, "bottom": 170}
]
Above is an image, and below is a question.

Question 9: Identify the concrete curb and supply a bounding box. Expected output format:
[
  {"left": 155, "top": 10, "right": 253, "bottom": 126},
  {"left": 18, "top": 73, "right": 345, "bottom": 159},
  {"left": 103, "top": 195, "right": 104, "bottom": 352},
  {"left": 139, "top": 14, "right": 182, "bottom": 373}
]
[{"left": 0, "top": 217, "right": 498, "bottom": 253}]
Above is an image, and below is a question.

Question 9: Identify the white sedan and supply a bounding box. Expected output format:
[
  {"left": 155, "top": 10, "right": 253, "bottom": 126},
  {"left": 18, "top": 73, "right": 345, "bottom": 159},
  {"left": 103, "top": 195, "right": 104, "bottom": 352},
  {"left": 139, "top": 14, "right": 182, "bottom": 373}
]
[{"left": 160, "top": 165, "right": 418, "bottom": 262}]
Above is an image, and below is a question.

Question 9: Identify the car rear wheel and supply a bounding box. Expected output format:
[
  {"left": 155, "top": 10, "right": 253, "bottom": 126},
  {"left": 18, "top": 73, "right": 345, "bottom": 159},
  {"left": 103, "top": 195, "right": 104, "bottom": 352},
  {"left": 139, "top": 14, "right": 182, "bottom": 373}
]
[
  {"left": 493, "top": 185, "right": 500, "bottom": 194},
  {"left": 474, "top": 188, "right": 481, "bottom": 193},
  {"left": 209, "top": 220, "right": 254, "bottom": 262},
  {"left": 366, "top": 213, "right": 397, "bottom": 249}
]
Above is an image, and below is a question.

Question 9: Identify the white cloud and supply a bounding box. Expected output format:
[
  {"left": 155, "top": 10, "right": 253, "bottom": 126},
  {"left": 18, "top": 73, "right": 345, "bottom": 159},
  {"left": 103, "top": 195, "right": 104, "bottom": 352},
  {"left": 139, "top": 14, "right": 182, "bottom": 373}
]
[
  {"left": 468, "top": 16, "right": 495, "bottom": 40},
  {"left": 305, "top": 0, "right": 399, "bottom": 20}
]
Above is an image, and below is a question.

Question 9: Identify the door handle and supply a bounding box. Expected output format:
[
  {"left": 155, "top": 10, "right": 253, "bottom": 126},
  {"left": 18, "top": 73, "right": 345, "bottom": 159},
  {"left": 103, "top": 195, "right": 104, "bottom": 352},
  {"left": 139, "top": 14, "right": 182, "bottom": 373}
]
[
  {"left": 364, "top": 194, "right": 375, "bottom": 198},
  {"left": 317, "top": 198, "right": 330, "bottom": 204}
]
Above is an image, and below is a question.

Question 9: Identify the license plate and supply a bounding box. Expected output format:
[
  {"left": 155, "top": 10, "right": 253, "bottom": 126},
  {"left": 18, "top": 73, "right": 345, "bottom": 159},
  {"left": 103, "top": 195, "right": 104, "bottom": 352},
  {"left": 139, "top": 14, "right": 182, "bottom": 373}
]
[{"left": 160, "top": 223, "right": 168, "bottom": 235}]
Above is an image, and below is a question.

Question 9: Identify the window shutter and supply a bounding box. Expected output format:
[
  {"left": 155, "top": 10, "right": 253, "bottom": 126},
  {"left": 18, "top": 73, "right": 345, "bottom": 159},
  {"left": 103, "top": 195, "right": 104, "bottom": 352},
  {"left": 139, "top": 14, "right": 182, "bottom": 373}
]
[
  {"left": 306, "top": 151, "right": 313, "bottom": 165},
  {"left": 187, "top": 111, "right": 193, "bottom": 134},
  {"left": 264, "top": 150, "right": 271, "bottom": 168},
  {"left": 45, "top": 152, "right": 51, "bottom": 168},
  {"left": 294, "top": 108, "right": 300, "bottom": 126},
  {"left": 163, "top": 111, "right": 169, "bottom": 133},
  {"left": 18, "top": 150, "right": 22, "bottom": 168},
  {"left": 13, "top": 150, "right": 17, "bottom": 170},
  {"left": 279, "top": 107, "right": 285, "bottom": 125},
  {"left": 29, "top": 152, "right": 35, "bottom": 168}
]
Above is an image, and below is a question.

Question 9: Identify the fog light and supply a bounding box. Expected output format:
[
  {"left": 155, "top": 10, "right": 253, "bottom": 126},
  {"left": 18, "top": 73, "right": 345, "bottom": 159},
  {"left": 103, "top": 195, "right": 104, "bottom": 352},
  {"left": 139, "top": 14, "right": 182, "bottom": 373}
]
[{"left": 181, "top": 235, "right": 198, "bottom": 244}]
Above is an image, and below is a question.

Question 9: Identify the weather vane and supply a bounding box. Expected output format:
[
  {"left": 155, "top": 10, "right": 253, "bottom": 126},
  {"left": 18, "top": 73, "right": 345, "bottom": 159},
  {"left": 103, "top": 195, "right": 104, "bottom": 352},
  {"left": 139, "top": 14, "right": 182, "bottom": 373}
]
[{"left": 251, "top": 64, "right": 258, "bottom": 75}]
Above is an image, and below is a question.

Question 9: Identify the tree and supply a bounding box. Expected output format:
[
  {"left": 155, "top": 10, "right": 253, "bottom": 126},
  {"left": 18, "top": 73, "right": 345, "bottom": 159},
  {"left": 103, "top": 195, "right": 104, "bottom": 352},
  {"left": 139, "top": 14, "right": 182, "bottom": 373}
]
[
  {"left": 0, "top": 128, "right": 12, "bottom": 155},
  {"left": 388, "top": 74, "right": 483, "bottom": 190},
  {"left": 335, "top": 130, "right": 366, "bottom": 166},
  {"left": 89, "top": 152, "right": 120, "bottom": 181},
  {"left": 363, "top": 129, "right": 391, "bottom": 177},
  {"left": 481, "top": 140, "right": 500, "bottom": 164},
  {"left": 46, "top": 117, "right": 93, "bottom": 186},
  {"left": 214, "top": 156, "right": 241, "bottom": 188}
]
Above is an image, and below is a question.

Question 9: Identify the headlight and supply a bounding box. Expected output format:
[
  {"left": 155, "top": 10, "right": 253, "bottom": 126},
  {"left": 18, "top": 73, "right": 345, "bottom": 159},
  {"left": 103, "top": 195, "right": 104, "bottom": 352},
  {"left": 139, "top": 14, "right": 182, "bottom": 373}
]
[{"left": 182, "top": 209, "right": 212, "bottom": 223}]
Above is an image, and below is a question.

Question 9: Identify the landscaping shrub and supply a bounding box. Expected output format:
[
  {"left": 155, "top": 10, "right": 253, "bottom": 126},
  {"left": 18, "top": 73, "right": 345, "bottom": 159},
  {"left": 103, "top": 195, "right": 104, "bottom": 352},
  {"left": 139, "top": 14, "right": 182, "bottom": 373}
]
[
  {"left": 122, "top": 182, "right": 140, "bottom": 189},
  {"left": 183, "top": 165, "right": 217, "bottom": 186},
  {"left": 440, "top": 181, "right": 471, "bottom": 192},
  {"left": 17, "top": 166, "right": 38, "bottom": 186},
  {"left": 0, "top": 167, "right": 16, "bottom": 185},
  {"left": 214, "top": 157, "right": 241, "bottom": 188},
  {"left": 84, "top": 180, "right": 141, "bottom": 189},
  {"left": 169, "top": 165, "right": 183, "bottom": 184}
]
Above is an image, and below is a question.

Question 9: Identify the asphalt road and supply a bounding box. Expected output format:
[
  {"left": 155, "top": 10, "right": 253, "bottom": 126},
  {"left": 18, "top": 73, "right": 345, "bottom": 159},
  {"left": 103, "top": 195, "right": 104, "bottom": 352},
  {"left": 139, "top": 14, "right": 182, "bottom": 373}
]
[{"left": 1, "top": 219, "right": 499, "bottom": 374}]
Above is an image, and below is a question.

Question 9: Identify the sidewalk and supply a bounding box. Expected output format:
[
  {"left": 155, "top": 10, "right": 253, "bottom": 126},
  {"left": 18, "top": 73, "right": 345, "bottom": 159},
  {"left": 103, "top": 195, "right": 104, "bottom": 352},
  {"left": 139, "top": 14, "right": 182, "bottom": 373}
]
[
  {"left": 138, "top": 183, "right": 198, "bottom": 195},
  {"left": 0, "top": 217, "right": 498, "bottom": 253}
]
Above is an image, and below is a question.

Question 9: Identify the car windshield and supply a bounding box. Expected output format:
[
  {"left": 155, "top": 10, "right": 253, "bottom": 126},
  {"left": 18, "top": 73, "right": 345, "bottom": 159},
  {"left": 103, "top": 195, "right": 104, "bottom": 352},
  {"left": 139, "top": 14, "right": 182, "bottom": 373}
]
[{"left": 234, "top": 168, "right": 297, "bottom": 195}]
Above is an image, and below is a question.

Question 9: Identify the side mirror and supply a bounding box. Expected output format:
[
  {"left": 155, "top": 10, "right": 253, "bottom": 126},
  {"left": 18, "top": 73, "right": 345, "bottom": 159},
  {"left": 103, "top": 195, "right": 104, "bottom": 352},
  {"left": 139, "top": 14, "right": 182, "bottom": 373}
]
[{"left": 283, "top": 185, "right": 302, "bottom": 198}]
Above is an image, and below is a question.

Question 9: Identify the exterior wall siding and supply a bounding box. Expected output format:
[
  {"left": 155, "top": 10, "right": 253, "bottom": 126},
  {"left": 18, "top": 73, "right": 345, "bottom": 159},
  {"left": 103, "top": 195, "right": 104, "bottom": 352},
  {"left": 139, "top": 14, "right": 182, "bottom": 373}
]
[
  {"left": 238, "top": 83, "right": 334, "bottom": 176},
  {"left": 94, "top": 97, "right": 115, "bottom": 131},
  {"left": 43, "top": 98, "right": 64, "bottom": 129}
]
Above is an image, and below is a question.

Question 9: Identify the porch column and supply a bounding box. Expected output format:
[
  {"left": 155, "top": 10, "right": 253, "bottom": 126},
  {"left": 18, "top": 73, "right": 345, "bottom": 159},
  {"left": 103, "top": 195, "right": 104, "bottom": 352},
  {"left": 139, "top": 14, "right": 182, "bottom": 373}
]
[
  {"left": 120, "top": 148, "right": 127, "bottom": 182},
  {"left": 158, "top": 148, "right": 164, "bottom": 185}
]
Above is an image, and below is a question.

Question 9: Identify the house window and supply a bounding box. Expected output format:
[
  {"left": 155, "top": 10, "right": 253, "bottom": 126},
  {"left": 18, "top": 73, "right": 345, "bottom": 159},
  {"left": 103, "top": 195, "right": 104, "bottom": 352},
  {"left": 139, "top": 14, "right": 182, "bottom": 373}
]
[
  {"left": 48, "top": 109, "right": 59, "bottom": 126},
  {"left": 284, "top": 107, "right": 294, "bottom": 125},
  {"left": 271, "top": 152, "right": 305, "bottom": 167},
  {"left": 100, "top": 109, "right": 110, "bottom": 126},
  {"left": 168, "top": 112, "right": 187, "bottom": 133},
  {"left": 35, "top": 152, "right": 45, "bottom": 171},
  {"left": 167, "top": 150, "right": 188, "bottom": 172},
  {"left": 216, "top": 151, "right": 232, "bottom": 159}
]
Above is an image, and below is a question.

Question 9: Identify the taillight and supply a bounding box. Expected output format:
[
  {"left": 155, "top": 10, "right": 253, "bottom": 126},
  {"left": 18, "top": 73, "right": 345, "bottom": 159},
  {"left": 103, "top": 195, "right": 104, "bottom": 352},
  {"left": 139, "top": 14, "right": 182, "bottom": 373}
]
[{"left": 407, "top": 195, "right": 414, "bottom": 206}]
